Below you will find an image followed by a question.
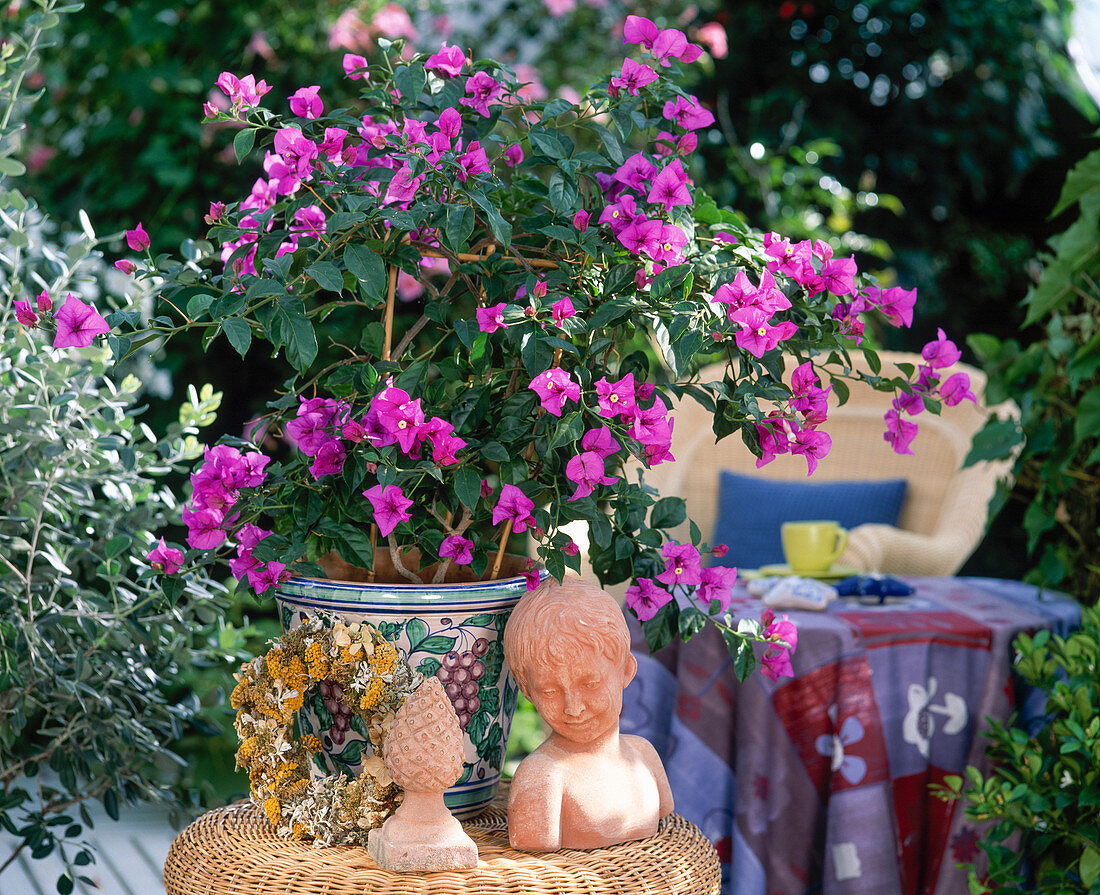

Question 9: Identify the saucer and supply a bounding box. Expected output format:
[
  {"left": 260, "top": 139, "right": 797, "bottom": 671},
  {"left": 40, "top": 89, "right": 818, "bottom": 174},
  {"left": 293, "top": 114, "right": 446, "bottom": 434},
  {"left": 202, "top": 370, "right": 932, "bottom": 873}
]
[{"left": 742, "top": 563, "right": 862, "bottom": 581}]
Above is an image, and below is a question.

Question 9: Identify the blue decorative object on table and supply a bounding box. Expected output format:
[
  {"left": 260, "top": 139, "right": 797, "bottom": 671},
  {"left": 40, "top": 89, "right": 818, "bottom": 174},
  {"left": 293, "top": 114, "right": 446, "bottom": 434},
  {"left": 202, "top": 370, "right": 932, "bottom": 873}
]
[
  {"left": 834, "top": 573, "right": 915, "bottom": 603},
  {"left": 710, "top": 471, "right": 908, "bottom": 569}
]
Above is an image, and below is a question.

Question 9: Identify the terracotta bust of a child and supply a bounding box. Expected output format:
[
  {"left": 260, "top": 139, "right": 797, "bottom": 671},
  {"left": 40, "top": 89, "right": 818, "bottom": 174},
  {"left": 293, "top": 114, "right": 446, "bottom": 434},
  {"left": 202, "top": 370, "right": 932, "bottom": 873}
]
[{"left": 502, "top": 577, "right": 673, "bottom": 851}]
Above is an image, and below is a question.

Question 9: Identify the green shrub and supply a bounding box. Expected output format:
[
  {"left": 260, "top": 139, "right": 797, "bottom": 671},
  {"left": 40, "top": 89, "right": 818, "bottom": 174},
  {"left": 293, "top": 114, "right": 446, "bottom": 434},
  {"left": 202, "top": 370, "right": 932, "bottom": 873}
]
[
  {"left": 966, "top": 143, "right": 1100, "bottom": 604},
  {"left": 935, "top": 606, "right": 1100, "bottom": 894}
]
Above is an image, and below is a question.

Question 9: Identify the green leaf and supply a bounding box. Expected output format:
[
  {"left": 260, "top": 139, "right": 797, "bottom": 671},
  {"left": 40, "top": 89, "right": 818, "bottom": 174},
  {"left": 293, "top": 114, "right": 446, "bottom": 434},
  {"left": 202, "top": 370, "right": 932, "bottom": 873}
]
[
  {"left": 104, "top": 535, "right": 131, "bottom": 558},
  {"left": 57, "top": 873, "right": 74, "bottom": 895},
  {"left": 221, "top": 316, "right": 252, "bottom": 358},
  {"left": 394, "top": 63, "right": 426, "bottom": 102},
  {"left": 444, "top": 204, "right": 475, "bottom": 251},
  {"left": 548, "top": 169, "right": 578, "bottom": 214},
  {"left": 418, "top": 634, "right": 457, "bottom": 654},
  {"left": 306, "top": 260, "right": 343, "bottom": 294},
  {"left": 276, "top": 300, "right": 317, "bottom": 370},
  {"left": 548, "top": 411, "right": 585, "bottom": 450},
  {"left": 1081, "top": 846, "right": 1100, "bottom": 889},
  {"left": 641, "top": 601, "right": 677, "bottom": 653},
  {"left": 103, "top": 790, "right": 119, "bottom": 821},
  {"left": 454, "top": 467, "right": 482, "bottom": 511},
  {"left": 343, "top": 244, "right": 387, "bottom": 299},
  {"left": 650, "top": 497, "right": 686, "bottom": 530},
  {"left": 0, "top": 156, "right": 26, "bottom": 176},
  {"left": 1074, "top": 385, "right": 1100, "bottom": 442},
  {"left": 678, "top": 606, "right": 707, "bottom": 642},
  {"left": 1051, "top": 148, "right": 1100, "bottom": 217},
  {"left": 470, "top": 193, "right": 512, "bottom": 246},
  {"left": 233, "top": 128, "right": 256, "bottom": 163},
  {"left": 963, "top": 419, "right": 1024, "bottom": 466},
  {"left": 722, "top": 630, "right": 756, "bottom": 682}
]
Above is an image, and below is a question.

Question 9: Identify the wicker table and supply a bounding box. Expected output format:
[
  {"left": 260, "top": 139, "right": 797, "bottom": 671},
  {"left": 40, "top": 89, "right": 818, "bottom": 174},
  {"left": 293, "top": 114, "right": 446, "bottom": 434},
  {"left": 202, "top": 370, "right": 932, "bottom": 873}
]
[{"left": 163, "top": 783, "right": 720, "bottom": 895}]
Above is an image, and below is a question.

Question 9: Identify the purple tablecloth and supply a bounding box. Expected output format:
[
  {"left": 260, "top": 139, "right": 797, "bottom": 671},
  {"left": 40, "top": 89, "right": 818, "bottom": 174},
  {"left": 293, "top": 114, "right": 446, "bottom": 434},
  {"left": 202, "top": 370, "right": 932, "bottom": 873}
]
[{"left": 621, "top": 577, "right": 1080, "bottom": 895}]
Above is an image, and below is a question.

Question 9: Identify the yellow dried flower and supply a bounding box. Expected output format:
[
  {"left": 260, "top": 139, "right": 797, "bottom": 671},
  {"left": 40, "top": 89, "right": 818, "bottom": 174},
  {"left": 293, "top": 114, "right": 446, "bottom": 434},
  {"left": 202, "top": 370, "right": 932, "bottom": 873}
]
[
  {"left": 263, "top": 796, "right": 281, "bottom": 824},
  {"left": 368, "top": 641, "right": 396, "bottom": 674},
  {"left": 300, "top": 734, "right": 322, "bottom": 753}
]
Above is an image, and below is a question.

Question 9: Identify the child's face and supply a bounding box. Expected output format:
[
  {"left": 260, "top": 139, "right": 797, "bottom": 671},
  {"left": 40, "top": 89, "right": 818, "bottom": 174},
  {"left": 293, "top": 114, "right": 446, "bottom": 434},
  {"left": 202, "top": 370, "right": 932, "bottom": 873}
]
[{"left": 526, "top": 650, "right": 631, "bottom": 745}]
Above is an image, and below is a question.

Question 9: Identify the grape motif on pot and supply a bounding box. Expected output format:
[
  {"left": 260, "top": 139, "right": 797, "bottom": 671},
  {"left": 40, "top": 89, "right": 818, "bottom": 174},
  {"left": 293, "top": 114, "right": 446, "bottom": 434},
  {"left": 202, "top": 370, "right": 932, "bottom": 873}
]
[{"left": 435, "top": 637, "right": 489, "bottom": 730}]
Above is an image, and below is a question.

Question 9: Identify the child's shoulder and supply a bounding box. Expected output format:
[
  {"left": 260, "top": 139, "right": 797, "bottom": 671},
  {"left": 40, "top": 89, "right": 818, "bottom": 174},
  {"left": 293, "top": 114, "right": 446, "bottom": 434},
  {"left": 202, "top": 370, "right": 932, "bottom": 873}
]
[{"left": 621, "top": 733, "right": 660, "bottom": 759}]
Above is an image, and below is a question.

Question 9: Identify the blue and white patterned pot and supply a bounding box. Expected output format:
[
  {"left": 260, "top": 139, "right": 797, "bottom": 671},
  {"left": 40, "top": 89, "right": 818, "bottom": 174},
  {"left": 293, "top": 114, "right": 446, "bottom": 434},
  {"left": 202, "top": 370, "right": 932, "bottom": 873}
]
[{"left": 275, "top": 564, "right": 541, "bottom": 818}]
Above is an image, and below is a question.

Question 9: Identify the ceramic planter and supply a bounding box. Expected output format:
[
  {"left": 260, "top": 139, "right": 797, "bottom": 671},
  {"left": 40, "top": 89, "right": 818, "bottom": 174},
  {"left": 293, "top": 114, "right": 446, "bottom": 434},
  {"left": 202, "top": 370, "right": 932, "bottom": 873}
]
[{"left": 275, "top": 553, "right": 540, "bottom": 818}]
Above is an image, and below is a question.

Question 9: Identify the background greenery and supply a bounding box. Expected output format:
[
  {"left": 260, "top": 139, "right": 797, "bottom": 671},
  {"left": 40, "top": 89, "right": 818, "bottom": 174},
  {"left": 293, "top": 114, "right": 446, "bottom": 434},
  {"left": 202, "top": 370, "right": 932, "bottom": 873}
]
[{"left": 3, "top": 0, "right": 1098, "bottom": 867}]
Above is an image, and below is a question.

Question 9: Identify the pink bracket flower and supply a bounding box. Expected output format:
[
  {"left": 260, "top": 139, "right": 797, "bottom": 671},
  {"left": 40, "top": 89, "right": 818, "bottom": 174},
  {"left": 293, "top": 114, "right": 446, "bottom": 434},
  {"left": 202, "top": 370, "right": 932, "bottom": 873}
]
[
  {"left": 363, "top": 484, "right": 414, "bottom": 537},
  {"left": 529, "top": 368, "right": 580, "bottom": 417}
]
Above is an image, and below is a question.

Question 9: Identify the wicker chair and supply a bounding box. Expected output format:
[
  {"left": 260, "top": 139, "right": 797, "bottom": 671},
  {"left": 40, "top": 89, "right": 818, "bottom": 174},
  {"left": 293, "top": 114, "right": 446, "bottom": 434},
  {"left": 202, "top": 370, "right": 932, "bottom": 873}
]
[{"left": 629, "top": 352, "right": 1018, "bottom": 577}]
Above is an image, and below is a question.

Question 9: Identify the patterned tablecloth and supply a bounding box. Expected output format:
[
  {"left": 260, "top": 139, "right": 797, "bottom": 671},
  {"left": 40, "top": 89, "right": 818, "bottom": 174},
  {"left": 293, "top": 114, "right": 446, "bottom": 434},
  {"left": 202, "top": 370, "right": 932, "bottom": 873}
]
[{"left": 621, "top": 577, "right": 1081, "bottom": 895}]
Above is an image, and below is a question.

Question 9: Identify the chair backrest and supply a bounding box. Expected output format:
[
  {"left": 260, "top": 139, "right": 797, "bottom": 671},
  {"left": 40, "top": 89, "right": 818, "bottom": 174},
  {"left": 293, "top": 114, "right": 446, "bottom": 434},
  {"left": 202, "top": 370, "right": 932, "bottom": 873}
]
[{"left": 628, "top": 352, "right": 1012, "bottom": 554}]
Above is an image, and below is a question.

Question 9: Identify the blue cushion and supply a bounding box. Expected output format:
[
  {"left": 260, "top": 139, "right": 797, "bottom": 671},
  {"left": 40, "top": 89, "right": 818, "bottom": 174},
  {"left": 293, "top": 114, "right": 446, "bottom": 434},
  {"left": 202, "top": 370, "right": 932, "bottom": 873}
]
[{"left": 711, "top": 471, "right": 908, "bottom": 570}]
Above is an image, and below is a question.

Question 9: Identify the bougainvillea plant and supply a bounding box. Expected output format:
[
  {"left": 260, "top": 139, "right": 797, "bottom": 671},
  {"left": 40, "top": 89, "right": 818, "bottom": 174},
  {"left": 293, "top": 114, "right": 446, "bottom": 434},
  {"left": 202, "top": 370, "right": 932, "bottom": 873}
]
[{"left": 101, "top": 19, "right": 966, "bottom": 678}]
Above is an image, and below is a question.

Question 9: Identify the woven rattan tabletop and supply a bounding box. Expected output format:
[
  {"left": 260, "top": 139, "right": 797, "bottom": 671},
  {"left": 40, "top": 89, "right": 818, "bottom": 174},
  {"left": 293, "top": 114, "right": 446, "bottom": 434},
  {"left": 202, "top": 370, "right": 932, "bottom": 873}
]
[{"left": 163, "top": 783, "right": 719, "bottom": 895}]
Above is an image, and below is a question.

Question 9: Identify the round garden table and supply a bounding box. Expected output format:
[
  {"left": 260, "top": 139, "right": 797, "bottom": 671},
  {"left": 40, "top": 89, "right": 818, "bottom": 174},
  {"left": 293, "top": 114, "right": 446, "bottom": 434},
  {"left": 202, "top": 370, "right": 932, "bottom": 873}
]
[{"left": 163, "top": 782, "right": 720, "bottom": 895}]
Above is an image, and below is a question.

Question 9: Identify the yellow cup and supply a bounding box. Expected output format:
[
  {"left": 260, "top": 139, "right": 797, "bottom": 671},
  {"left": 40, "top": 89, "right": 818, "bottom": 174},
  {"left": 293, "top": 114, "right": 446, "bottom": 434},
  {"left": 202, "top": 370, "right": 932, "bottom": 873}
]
[{"left": 781, "top": 520, "right": 849, "bottom": 573}]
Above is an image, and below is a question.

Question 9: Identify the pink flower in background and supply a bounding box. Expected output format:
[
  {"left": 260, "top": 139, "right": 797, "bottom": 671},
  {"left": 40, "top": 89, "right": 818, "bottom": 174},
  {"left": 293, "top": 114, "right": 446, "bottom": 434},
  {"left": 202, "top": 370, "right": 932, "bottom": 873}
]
[
  {"left": 543, "top": 0, "right": 576, "bottom": 15},
  {"left": 460, "top": 71, "right": 502, "bottom": 117},
  {"left": 625, "top": 578, "right": 672, "bottom": 621},
  {"left": 52, "top": 294, "right": 110, "bottom": 349},
  {"left": 114, "top": 260, "right": 137, "bottom": 275},
  {"left": 529, "top": 368, "right": 580, "bottom": 416},
  {"left": 289, "top": 85, "right": 322, "bottom": 118},
  {"left": 565, "top": 451, "right": 616, "bottom": 500},
  {"left": 476, "top": 302, "right": 508, "bottom": 333},
  {"left": 657, "top": 541, "right": 703, "bottom": 588},
  {"left": 871, "top": 285, "right": 917, "bottom": 328},
  {"left": 696, "top": 21, "right": 728, "bottom": 59},
  {"left": 439, "top": 535, "right": 475, "bottom": 565},
  {"left": 126, "top": 223, "right": 150, "bottom": 252},
  {"left": 426, "top": 43, "right": 466, "bottom": 77},
  {"left": 651, "top": 29, "right": 703, "bottom": 66},
  {"left": 572, "top": 208, "right": 590, "bottom": 232},
  {"left": 328, "top": 9, "right": 370, "bottom": 51},
  {"left": 363, "top": 484, "right": 413, "bottom": 536},
  {"left": 492, "top": 484, "right": 536, "bottom": 532},
  {"left": 371, "top": 3, "right": 417, "bottom": 41},
  {"left": 760, "top": 609, "right": 798, "bottom": 681},
  {"left": 940, "top": 371, "right": 977, "bottom": 406},
  {"left": 755, "top": 417, "right": 792, "bottom": 467},
  {"left": 921, "top": 328, "right": 962, "bottom": 369},
  {"left": 146, "top": 538, "right": 184, "bottom": 575},
  {"left": 36, "top": 291, "right": 52, "bottom": 312},
  {"left": 13, "top": 300, "right": 37, "bottom": 327},
  {"left": 216, "top": 72, "right": 271, "bottom": 112}
]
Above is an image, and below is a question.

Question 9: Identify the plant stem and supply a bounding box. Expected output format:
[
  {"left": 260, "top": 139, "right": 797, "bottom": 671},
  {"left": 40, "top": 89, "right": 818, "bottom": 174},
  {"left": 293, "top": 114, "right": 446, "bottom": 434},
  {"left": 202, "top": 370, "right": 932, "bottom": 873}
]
[
  {"left": 489, "top": 519, "right": 513, "bottom": 581},
  {"left": 382, "top": 264, "right": 397, "bottom": 361}
]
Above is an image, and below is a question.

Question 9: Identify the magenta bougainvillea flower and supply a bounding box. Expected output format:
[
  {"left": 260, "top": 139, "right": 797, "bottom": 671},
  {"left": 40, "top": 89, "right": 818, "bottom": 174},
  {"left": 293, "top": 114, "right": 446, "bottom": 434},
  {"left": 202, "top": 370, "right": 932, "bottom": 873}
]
[
  {"left": 572, "top": 208, "right": 590, "bottom": 232},
  {"left": 342, "top": 53, "right": 368, "bottom": 80},
  {"left": 13, "top": 300, "right": 37, "bottom": 327},
  {"left": 789, "top": 425, "right": 831, "bottom": 476},
  {"left": 696, "top": 566, "right": 738, "bottom": 611},
  {"left": 439, "top": 534, "right": 474, "bottom": 565},
  {"left": 492, "top": 484, "right": 535, "bottom": 533},
  {"left": 624, "top": 577, "right": 672, "bottom": 622},
  {"left": 551, "top": 296, "right": 576, "bottom": 325},
  {"left": 125, "top": 223, "right": 150, "bottom": 252},
  {"left": 730, "top": 307, "right": 798, "bottom": 358},
  {"left": 940, "top": 371, "right": 977, "bottom": 406},
  {"left": 595, "top": 373, "right": 637, "bottom": 418},
  {"left": 921, "top": 328, "right": 962, "bottom": 369},
  {"left": 459, "top": 71, "right": 502, "bottom": 117},
  {"left": 289, "top": 85, "right": 323, "bottom": 119},
  {"left": 363, "top": 484, "right": 413, "bottom": 537},
  {"left": 529, "top": 368, "right": 580, "bottom": 416},
  {"left": 476, "top": 302, "right": 508, "bottom": 333},
  {"left": 52, "top": 294, "right": 109, "bottom": 349},
  {"left": 656, "top": 541, "right": 703, "bottom": 588},
  {"left": 425, "top": 43, "right": 466, "bottom": 78},
  {"left": 248, "top": 561, "right": 287, "bottom": 595},
  {"left": 503, "top": 143, "right": 524, "bottom": 167},
  {"left": 146, "top": 538, "right": 184, "bottom": 575},
  {"left": 609, "top": 57, "right": 659, "bottom": 96},
  {"left": 564, "top": 451, "right": 616, "bottom": 500},
  {"left": 647, "top": 159, "right": 692, "bottom": 210}
]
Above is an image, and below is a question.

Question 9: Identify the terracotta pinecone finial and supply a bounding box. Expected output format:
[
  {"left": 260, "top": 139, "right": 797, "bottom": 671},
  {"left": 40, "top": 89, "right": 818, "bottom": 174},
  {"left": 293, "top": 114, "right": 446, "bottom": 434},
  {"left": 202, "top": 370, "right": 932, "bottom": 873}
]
[
  {"left": 368, "top": 677, "right": 478, "bottom": 872},
  {"left": 384, "top": 677, "right": 465, "bottom": 792}
]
